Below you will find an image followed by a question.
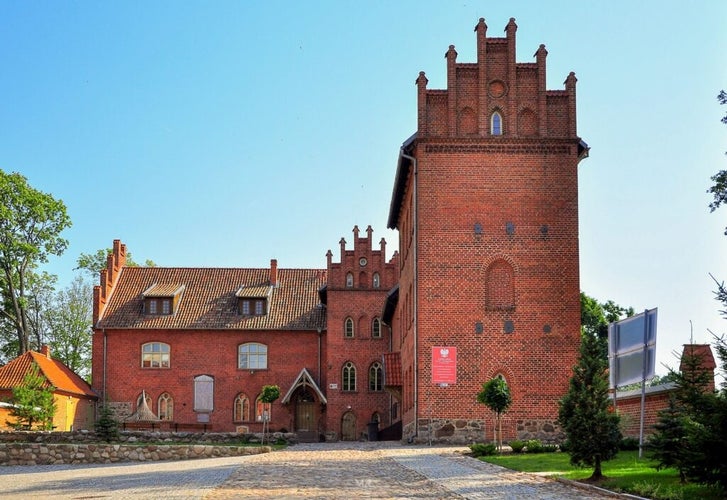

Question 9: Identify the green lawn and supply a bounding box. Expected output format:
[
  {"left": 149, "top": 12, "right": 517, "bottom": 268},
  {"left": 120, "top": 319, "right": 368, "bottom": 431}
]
[{"left": 480, "top": 451, "right": 723, "bottom": 500}]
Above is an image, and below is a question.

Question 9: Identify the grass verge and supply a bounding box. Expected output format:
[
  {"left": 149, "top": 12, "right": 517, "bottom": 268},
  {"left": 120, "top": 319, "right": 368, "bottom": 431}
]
[{"left": 480, "top": 451, "right": 723, "bottom": 500}]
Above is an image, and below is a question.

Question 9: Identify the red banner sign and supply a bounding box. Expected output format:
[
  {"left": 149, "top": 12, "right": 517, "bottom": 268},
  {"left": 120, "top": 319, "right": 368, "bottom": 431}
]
[{"left": 431, "top": 346, "right": 457, "bottom": 385}]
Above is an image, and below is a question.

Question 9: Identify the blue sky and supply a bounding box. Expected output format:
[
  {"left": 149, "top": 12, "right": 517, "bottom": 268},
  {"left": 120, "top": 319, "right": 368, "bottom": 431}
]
[{"left": 2, "top": 1, "right": 726, "bottom": 376}]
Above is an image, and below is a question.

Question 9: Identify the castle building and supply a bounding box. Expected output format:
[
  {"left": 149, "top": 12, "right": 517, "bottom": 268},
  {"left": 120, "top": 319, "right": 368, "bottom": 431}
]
[{"left": 91, "top": 18, "right": 586, "bottom": 443}]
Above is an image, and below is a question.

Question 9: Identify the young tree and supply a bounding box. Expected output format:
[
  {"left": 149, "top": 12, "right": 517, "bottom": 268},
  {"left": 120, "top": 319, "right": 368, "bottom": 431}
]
[
  {"left": 647, "top": 395, "right": 692, "bottom": 483},
  {"left": 259, "top": 384, "right": 280, "bottom": 444},
  {"left": 7, "top": 363, "right": 57, "bottom": 430},
  {"left": 558, "top": 331, "right": 622, "bottom": 480},
  {"left": 0, "top": 169, "right": 71, "bottom": 356},
  {"left": 95, "top": 401, "right": 119, "bottom": 442},
  {"left": 477, "top": 376, "right": 512, "bottom": 452}
]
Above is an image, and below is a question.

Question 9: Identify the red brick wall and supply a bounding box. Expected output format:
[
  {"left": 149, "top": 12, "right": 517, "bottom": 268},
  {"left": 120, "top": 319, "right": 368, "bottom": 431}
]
[
  {"left": 93, "top": 327, "right": 323, "bottom": 433},
  {"left": 392, "top": 19, "right": 583, "bottom": 441},
  {"left": 615, "top": 388, "right": 672, "bottom": 438}
]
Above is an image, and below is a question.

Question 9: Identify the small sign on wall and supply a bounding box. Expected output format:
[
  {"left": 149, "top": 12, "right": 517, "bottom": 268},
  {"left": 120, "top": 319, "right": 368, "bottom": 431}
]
[
  {"left": 329, "top": 383, "right": 338, "bottom": 390},
  {"left": 432, "top": 346, "right": 457, "bottom": 385}
]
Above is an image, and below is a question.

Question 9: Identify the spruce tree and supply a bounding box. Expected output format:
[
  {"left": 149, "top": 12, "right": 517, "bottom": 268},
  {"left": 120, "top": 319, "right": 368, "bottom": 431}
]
[
  {"left": 8, "top": 363, "right": 56, "bottom": 430},
  {"left": 558, "top": 331, "right": 621, "bottom": 480},
  {"left": 94, "top": 401, "right": 119, "bottom": 442},
  {"left": 647, "top": 395, "right": 691, "bottom": 483}
]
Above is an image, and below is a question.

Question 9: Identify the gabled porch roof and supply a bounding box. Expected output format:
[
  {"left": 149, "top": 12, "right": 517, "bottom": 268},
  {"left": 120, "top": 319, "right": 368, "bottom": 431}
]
[{"left": 281, "top": 368, "right": 327, "bottom": 404}]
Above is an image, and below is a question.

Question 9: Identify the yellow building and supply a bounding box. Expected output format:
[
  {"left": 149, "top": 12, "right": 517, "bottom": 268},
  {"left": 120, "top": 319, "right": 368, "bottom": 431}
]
[{"left": 0, "top": 346, "right": 97, "bottom": 431}]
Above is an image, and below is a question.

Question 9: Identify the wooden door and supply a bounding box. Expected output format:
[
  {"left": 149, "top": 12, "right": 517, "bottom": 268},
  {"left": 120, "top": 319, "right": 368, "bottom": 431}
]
[{"left": 341, "top": 411, "right": 356, "bottom": 441}]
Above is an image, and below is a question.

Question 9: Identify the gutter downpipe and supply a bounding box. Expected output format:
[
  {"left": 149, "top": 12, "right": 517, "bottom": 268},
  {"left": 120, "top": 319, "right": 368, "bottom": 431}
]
[
  {"left": 102, "top": 328, "right": 107, "bottom": 400},
  {"left": 400, "top": 149, "right": 418, "bottom": 440}
]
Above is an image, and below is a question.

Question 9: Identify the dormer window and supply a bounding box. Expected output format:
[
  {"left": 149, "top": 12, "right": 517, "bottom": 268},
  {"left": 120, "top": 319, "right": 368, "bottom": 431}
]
[
  {"left": 236, "top": 285, "right": 273, "bottom": 316},
  {"left": 142, "top": 284, "right": 185, "bottom": 316}
]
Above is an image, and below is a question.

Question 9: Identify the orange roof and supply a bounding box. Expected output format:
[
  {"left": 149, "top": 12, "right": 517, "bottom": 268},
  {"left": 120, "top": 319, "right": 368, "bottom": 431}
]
[
  {"left": 0, "top": 350, "right": 96, "bottom": 399},
  {"left": 97, "top": 267, "right": 326, "bottom": 331},
  {"left": 383, "top": 352, "right": 402, "bottom": 386}
]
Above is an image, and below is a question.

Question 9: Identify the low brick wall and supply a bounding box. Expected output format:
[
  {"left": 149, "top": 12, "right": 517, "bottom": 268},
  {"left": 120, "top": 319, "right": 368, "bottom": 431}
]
[{"left": 0, "top": 442, "right": 270, "bottom": 466}]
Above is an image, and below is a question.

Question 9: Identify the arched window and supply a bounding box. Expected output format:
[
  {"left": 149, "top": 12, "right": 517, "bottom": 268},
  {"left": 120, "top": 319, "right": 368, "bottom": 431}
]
[
  {"left": 369, "top": 362, "right": 383, "bottom": 391},
  {"left": 372, "top": 318, "right": 382, "bottom": 338},
  {"left": 346, "top": 272, "right": 354, "bottom": 288},
  {"left": 372, "top": 272, "right": 380, "bottom": 288},
  {"left": 141, "top": 342, "right": 170, "bottom": 368},
  {"left": 234, "top": 393, "right": 250, "bottom": 422},
  {"left": 371, "top": 412, "right": 381, "bottom": 424},
  {"left": 344, "top": 317, "right": 354, "bottom": 338},
  {"left": 238, "top": 343, "right": 268, "bottom": 369},
  {"left": 255, "top": 395, "right": 271, "bottom": 422},
  {"left": 491, "top": 111, "right": 503, "bottom": 136},
  {"left": 158, "top": 392, "right": 173, "bottom": 420},
  {"left": 343, "top": 362, "right": 356, "bottom": 391}
]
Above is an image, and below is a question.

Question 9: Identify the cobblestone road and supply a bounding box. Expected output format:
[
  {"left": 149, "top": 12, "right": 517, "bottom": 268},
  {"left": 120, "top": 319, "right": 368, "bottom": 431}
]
[{"left": 0, "top": 442, "right": 617, "bottom": 499}]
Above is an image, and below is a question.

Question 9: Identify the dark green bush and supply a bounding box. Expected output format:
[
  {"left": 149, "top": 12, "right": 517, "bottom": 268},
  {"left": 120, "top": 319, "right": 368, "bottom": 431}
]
[
  {"left": 525, "top": 439, "right": 544, "bottom": 453},
  {"left": 509, "top": 439, "right": 525, "bottom": 453},
  {"left": 470, "top": 442, "right": 498, "bottom": 457},
  {"left": 620, "top": 437, "right": 640, "bottom": 451}
]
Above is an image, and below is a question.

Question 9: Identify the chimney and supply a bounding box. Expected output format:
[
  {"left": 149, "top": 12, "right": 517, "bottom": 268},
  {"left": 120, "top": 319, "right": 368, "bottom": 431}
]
[
  {"left": 270, "top": 259, "right": 278, "bottom": 287},
  {"left": 40, "top": 345, "right": 51, "bottom": 358},
  {"left": 679, "top": 344, "right": 717, "bottom": 392}
]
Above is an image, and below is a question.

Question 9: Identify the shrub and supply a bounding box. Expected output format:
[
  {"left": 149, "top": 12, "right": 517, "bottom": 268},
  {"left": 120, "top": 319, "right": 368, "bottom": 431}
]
[
  {"left": 620, "top": 436, "right": 640, "bottom": 451},
  {"left": 559, "top": 440, "right": 570, "bottom": 452},
  {"left": 509, "top": 439, "right": 525, "bottom": 453},
  {"left": 525, "top": 439, "right": 544, "bottom": 453},
  {"left": 541, "top": 444, "right": 559, "bottom": 453},
  {"left": 470, "top": 442, "right": 498, "bottom": 457}
]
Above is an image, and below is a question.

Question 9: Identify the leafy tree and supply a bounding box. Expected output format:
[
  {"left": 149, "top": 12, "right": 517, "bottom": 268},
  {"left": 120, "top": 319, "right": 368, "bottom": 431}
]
[
  {"left": 477, "top": 376, "right": 512, "bottom": 452},
  {"left": 259, "top": 385, "right": 280, "bottom": 444},
  {"left": 707, "top": 90, "right": 727, "bottom": 234},
  {"left": 46, "top": 275, "right": 93, "bottom": 380},
  {"left": 558, "top": 331, "right": 622, "bottom": 480},
  {"left": 580, "top": 292, "right": 634, "bottom": 359},
  {"left": 0, "top": 169, "right": 71, "bottom": 356},
  {"left": 7, "top": 363, "right": 56, "bottom": 430},
  {"left": 75, "top": 248, "right": 156, "bottom": 278}
]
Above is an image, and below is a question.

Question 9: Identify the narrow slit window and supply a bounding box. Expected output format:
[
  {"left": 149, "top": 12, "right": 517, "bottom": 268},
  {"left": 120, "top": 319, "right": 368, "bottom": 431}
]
[{"left": 491, "top": 111, "right": 503, "bottom": 136}]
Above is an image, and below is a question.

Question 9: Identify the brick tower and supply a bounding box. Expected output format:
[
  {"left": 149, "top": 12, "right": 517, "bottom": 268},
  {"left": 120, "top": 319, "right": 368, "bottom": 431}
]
[
  {"left": 323, "top": 226, "right": 399, "bottom": 440},
  {"left": 386, "top": 18, "right": 589, "bottom": 443}
]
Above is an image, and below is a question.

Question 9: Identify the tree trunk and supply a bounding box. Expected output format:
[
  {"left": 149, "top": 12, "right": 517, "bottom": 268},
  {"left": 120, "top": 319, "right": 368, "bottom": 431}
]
[{"left": 590, "top": 456, "right": 603, "bottom": 480}]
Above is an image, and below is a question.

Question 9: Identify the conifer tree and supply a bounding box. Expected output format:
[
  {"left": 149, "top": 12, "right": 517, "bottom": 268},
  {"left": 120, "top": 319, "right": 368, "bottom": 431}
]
[
  {"left": 8, "top": 363, "right": 56, "bottom": 430},
  {"left": 94, "top": 401, "right": 119, "bottom": 442},
  {"left": 558, "top": 331, "right": 621, "bottom": 480},
  {"left": 647, "top": 395, "right": 691, "bottom": 483}
]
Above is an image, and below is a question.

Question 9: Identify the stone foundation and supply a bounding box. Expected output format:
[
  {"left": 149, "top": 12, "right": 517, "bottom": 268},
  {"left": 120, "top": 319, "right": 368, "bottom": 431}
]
[
  {"left": 515, "top": 419, "right": 564, "bottom": 443},
  {"left": 401, "top": 418, "right": 563, "bottom": 444}
]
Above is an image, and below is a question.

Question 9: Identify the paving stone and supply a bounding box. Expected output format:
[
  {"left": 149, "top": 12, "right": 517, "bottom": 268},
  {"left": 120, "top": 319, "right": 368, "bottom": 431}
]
[{"left": 0, "top": 441, "right": 616, "bottom": 499}]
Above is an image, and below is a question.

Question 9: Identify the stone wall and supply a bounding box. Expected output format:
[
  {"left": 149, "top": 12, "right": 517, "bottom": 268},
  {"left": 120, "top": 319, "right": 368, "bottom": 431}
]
[
  {"left": 0, "top": 442, "right": 269, "bottom": 466},
  {"left": 0, "top": 429, "right": 289, "bottom": 466}
]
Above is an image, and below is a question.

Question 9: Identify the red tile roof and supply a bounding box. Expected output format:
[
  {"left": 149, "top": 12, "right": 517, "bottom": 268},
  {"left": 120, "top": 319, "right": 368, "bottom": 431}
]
[
  {"left": 98, "top": 267, "right": 327, "bottom": 331},
  {"left": 0, "top": 351, "right": 96, "bottom": 398},
  {"left": 383, "top": 352, "right": 402, "bottom": 386}
]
